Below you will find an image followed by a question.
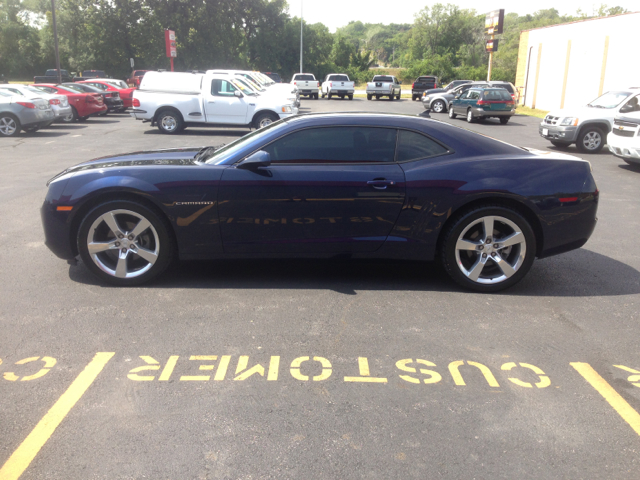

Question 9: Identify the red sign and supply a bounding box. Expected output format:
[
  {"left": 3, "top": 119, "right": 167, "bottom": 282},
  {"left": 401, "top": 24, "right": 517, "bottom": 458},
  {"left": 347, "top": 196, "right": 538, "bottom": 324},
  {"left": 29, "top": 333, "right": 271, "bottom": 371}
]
[{"left": 165, "top": 30, "right": 177, "bottom": 58}]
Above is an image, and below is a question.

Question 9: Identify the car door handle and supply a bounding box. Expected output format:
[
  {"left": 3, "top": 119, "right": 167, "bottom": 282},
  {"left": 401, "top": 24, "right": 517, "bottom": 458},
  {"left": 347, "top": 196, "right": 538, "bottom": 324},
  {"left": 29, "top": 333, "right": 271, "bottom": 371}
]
[{"left": 367, "top": 179, "right": 395, "bottom": 189}]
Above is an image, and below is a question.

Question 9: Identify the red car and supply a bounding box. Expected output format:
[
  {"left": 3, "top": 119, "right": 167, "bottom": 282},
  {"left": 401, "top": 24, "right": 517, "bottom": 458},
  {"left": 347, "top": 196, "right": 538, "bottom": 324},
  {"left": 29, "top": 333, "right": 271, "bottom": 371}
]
[
  {"left": 76, "top": 79, "right": 136, "bottom": 110},
  {"left": 30, "top": 84, "right": 107, "bottom": 122},
  {"left": 126, "top": 70, "right": 151, "bottom": 88}
]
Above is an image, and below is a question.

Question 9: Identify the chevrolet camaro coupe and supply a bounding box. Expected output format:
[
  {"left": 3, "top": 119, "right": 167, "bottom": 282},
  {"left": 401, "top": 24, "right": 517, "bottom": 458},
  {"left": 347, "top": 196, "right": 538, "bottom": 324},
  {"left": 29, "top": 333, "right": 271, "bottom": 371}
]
[{"left": 41, "top": 113, "right": 599, "bottom": 292}]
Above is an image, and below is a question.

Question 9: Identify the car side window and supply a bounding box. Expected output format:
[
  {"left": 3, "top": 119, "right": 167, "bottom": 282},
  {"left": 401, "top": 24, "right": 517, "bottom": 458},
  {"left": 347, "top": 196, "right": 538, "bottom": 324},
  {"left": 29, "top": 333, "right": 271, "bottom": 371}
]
[
  {"left": 262, "top": 127, "right": 398, "bottom": 164},
  {"left": 459, "top": 91, "right": 470, "bottom": 99},
  {"left": 90, "top": 83, "right": 107, "bottom": 90},
  {"left": 396, "top": 130, "right": 448, "bottom": 162},
  {"left": 211, "top": 79, "right": 237, "bottom": 96},
  {"left": 469, "top": 91, "right": 480, "bottom": 100}
]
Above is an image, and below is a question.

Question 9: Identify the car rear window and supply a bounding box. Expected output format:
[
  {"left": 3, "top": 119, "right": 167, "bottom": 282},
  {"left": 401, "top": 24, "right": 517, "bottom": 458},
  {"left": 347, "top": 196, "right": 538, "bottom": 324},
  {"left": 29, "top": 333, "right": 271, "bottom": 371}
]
[
  {"left": 396, "top": 130, "right": 448, "bottom": 162},
  {"left": 418, "top": 77, "right": 436, "bottom": 82},
  {"left": 329, "top": 75, "right": 349, "bottom": 82},
  {"left": 493, "top": 83, "right": 514, "bottom": 93},
  {"left": 483, "top": 90, "right": 512, "bottom": 101},
  {"left": 373, "top": 76, "right": 393, "bottom": 83},
  {"left": 294, "top": 74, "right": 315, "bottom": 81}
]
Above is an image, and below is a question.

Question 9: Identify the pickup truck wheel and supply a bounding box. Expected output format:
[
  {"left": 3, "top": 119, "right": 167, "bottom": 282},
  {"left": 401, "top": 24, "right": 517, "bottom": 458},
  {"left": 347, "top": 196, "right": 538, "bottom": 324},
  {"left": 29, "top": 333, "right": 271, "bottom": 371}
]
[
  {"left": 157, "top": 110, "right": 183, "bottom": 134},
  {"left": 376, "top": 95, "right": 381, "bottom": 100},
  {"left": 254, "top": 112, "right": 278, "bottom": 129},
  {"left": 327, "top": 92, "right": 332, "bottom": 100},
  {"left": 576, "top": 126, "right": 605, "bottom": 154},
  {"left": 0, "top": 114, "right": 21, "bottom": 136},
  {"left": 367, "top": 94, "right": 372, "bottom": 100},
  {"left": 314, "top": 93, "right": 319, "bottom": 100},
  {"left": 432, "top": 100, "right": 446, "bottom": 113},
  {"left": 412, "top": 95, "right": 417, "bottom": 101},
  {"left": 348, "top": 95, "right": 353, "bottom": 100},
  {"left": 466, "top": 109, "right": 475, "bottom": 123},
  {"left": 339, "top": 95, "right": 344, "bottom": 99},
  {"left": 448, "top": 106, "right": 457, "bottom": 119},
  {"left": 389, "top": 94, "right": 394, "bottom": 101}
]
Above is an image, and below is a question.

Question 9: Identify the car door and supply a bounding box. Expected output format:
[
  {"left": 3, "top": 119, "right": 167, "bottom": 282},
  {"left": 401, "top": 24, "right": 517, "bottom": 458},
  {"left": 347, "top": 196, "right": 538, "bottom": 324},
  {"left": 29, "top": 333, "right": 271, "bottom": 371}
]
[
  {"left": 453, "top": 90, "right": 470, "bottom": 114},
  {"left": 258, "top": 126, "right": 406, "bottom": 253},
  {"left": 204, "top": 78, "right": 248, "bottom": 124}
]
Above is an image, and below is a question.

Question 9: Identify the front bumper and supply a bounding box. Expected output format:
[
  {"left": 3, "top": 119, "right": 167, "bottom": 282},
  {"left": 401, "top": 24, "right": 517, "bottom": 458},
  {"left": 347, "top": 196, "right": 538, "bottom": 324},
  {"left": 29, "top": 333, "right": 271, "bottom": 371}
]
[
  {"left": 278, "top": 106, "right": 299, "bottom": 119},
  {"left": 539, "top": 124, "right": 578, "bottom": 143},
  {"left": 608, "top": 134, "right": 640, "bottom": 164}
]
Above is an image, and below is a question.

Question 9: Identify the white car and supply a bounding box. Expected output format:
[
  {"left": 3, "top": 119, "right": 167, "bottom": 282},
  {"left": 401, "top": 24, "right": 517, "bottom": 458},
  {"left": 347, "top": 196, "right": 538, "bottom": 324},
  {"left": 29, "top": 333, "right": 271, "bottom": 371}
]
[
  {"left": 291, "top": 73, "right": 319, "bottom": 99},
  {"left": 0, "top": 84, "right": 71, "bottom": 121},
  {"left": 321, "top": 74, "right": 355, "bottom": 100},
  {"left": 539, "top": 88, "right": 640, "bottom": 153},
  {"left": 608, "top": 96, "right": 640, "bottom": 166},
  {"left": 132, "top": 71, "right": 298, "bottom": 134},
  {"left": 208, "top": 70, "right": 299, "bottom": 107}
]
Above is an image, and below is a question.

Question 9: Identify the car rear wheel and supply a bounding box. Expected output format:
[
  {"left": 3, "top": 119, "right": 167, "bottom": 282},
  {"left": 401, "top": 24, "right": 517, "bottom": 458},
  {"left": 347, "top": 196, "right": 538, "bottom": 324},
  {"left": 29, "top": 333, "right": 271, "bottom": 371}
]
[
  {"left": 348, "top": 95, "right": 353, "bottom": 100},
  {"left": 314, "top": 93, "right": 319, "bottom": 100},
  {"left": 448, "top": 106, "right": 456, "bottom": 119},
  {"left": 412, "top": 95, "right": 418, "bottom": 101},
  {"left": 466, "top": 109, "right": 474, "bottom": 123},
  {"left": 61, "top": 107, "right": 78, "bottom": 123},
  {"left": 576, "top": 126, "right": 605, "bottom": 154},
  {"left": 500, "top": 117, "right": 509, "bottom": 125},
  {"left": 328, "top": 92, "right": 332, "bottom": 99},
  {"left": 441, "top": 206, "right": 536, "bottom": 292},
  {"left": 367, "top": 94, "right": 372, "bottom": 100},
  {"left": 432, "top": 100, "right": 446, "bottom": 113},
  {"left": 157, "top": 110, "right": 183, "bottom": 134},
  {"left": 77, "top": 201, "right": 174, "bottom": 286},
  {"left": 0, "top": 114, "right": 20, "bottom": 136},
  {"left": 254, "top": 111, "right": 278, "bottom": 129}
]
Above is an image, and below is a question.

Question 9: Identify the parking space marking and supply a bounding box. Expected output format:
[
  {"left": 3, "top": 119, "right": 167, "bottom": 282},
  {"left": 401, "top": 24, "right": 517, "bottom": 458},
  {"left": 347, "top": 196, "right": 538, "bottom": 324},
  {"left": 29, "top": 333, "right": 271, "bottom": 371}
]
[
  {"left": 0, "top": 352, "right": 114, "bottom": 480},
  {"left": 571, "top": 362, "right": 640, "bottom": 437}
]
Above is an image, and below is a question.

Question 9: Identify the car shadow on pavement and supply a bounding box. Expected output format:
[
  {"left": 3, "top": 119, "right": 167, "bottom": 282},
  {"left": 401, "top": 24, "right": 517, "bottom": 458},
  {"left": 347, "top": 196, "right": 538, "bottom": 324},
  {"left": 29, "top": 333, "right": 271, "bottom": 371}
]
[
  {"left": 618, "top": 164, "right": 640, "bottom": 174},
  {"left": 68, "top": 248, "right": 640, "bottom": 297},
  {"left": 17, "top": 131, "right": 69, "bottom": 138}
]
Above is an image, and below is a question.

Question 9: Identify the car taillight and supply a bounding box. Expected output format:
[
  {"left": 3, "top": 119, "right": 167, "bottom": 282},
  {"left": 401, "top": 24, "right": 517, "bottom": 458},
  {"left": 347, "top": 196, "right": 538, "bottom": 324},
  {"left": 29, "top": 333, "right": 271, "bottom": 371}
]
[
  {"left": 329, "top": 82, "right": 332, "bottom": 88},
  {"left": 317, "top": 82, "right": 320, "bottom": 87},
  {"left": 477, "top": 99, "right": 486, "bottom": 105},
  {"left": 294, "top": 81, "right": 297, "bottom": 85},
  {"left": 506, "top": 101, "right": 514, "bottom": 106},
  {"left": 412, "top": 82, "right": 415, "bottom": 88},
  {"left": 17, "top": 102, "right": 36, "bottom": 109},
  {"left": 49, "top": 99, "right": 60, "bottom": 105},
  {"left": 133, "top": 98, "right": 140, "bottom": 107},
  {"left": 511, "top": 93, "right": 516, "bottom": 101}
]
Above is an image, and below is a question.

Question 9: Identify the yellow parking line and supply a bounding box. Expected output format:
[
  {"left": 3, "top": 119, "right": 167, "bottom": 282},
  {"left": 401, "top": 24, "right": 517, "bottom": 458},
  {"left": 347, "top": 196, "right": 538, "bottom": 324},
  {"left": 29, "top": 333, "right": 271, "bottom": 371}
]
[
  {"left": 0, "top": 352, "right": 115, "bottom": 480},
  {"left": 571, "top": 362, "right": 640, "bottom": 436}
]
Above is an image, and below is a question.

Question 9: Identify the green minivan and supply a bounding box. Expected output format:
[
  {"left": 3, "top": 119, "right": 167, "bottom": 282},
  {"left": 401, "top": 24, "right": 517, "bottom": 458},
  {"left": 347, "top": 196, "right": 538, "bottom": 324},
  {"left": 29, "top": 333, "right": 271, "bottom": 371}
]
[{"left": 448, "top": 87, "right": 515, "bottom": 124}]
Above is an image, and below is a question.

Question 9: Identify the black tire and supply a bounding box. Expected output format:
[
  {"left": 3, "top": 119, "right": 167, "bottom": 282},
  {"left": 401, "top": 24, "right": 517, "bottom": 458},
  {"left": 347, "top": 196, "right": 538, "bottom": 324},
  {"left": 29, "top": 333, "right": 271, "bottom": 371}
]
[
  {"left": 389, "top": 94, "right": 394, "bottom": 100},
  {"left": 156, "top": 109, "right": 184, "bottom": 134},
  {"left": 550, "top": 140, "right": 570, "bottom": 148},
  {"left": 500, "top": 117, "right": 510, "bottom": 125},
  {"left": 440, "top": 206, "right": 536, "bottom": 292},
  {"left": 253, "top": 111, "right": 278, "bottom": 129},
  {"left": 412, "top": 95, "right": 418, "bottom": 101},
  {"left": 0, "top": 113, "right": 21, "bottom": 136},
  {"left": 430, "top": 100, "right": 445, "bottom": 114},
  {"left": 448, "top": 106, "right": 456, "bottom": 119},
  {"left": 314, "top": 93, "right": 319, "bottom": 100},
  {"left": 367, "top": 94, "right": 372, "bottom": 100},
  {"left": 321, "top": 91, "right": 326, "bottom": 99},
  {"left": 466, "top": 109, "right": 474, "bottom": 123},
  {"left": 348, "top": 95, "right": 353, "bottom": 100},
  {"left": 118, "top": 107, "right": 127, "bottom": 113},
  {"left": 396, "top": 94, "right": 401, "bottom": 100},
  {"left": 24, "top": 126, "right": 39, "bottom": 133},
  {"left": 339, "top": 95, "right": 344, "bottom": 99},
  {"left": 376, "top": 95, "right": 381, "bottom": 100},
  {"left": 61, "top": 107, "right": 78, "bottom": 123},
  {"left": 77, "top": 200, "right": 174, "bottom": 286},
  {"left": 328, "top": 92, "right": 332, "bottom": 100},
  {"left": 576, "top": 126, "right": 605, "bottom": 154}
]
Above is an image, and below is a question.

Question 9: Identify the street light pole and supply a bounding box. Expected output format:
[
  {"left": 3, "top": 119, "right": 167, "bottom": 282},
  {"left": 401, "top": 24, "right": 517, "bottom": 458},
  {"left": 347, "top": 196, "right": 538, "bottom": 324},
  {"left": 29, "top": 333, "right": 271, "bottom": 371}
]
[
  {"left": 50, "top": 0, "right": 62, "bottom": 84},
  {"left": 299, "top": 0, "right": 303, "bottom": 73}
]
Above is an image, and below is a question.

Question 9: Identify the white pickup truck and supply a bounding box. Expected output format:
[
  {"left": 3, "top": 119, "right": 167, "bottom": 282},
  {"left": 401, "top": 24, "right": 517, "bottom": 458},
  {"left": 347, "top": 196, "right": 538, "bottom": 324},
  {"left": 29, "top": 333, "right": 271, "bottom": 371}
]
[
  {"left": 321, "top": 74, "right": 355, "bottom": 100},
  {"left": 366, "top": 75, "right": 402, "bottom": 101},
  {"left": 291, "top": 73, "right": 319, "bottom": 100},
  {"left": 131, "top": 71, "right": 298, "bottom": 134}
]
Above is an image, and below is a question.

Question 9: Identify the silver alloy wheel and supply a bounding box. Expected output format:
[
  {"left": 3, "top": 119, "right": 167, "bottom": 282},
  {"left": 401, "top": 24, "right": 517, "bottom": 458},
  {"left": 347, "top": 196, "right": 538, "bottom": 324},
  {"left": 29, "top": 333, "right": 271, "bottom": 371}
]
[
  {"left": 258, "top": 117, "right": 274, "bottom": 128},
  {"left": 86, "top": 209, "right": 160, "bottom": 279},
  {"left": 454, "top": 215, "right": 527, "bottom": 285},
  {"left": 0, "top": 116, "right": 17, "bottom": 136},
  {"left": 160, "top": 115, "right": 177, "bottom": 132},
  {"left": 432, "top": 100, "right": 445, "bottom": 113},
  {"left": 581, "top": 131, "right": 602, "bottom": 151},
  {"left": 449, "top": 107, "right": 455, "bottom": 118},
  {"left": 467, "top": 110, "right": 473, "bottom": 122},
  {"left": 62, "top": 113, "right": 74, "bottom": 122}
]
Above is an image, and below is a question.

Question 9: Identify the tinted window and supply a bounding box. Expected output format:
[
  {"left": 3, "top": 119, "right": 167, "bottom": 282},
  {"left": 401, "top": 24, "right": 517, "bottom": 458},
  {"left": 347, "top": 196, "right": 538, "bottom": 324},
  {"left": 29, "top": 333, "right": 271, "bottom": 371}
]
[
  {"left": 469, "top": 91, "right": 480, "bottom": 100},
  {"left": 483, "top": 90, "right": 512, "bottom": 101},
  {"left": 263, "top": 127, "right": 397, "bottom": 163},
  {"left": 294, "top": 74, "right": 315, "bottom": 81},
  {"left": 88, "top": 82, "right": 108, "bottom": 90},
  {"left": 328, "top": 75, "right": 349, "bottom": 82},
  {"left": 211, "top": 79, "right": 237, "bottom": 96},
  {"left": 396, "top": 130, "right": 448, "bottom": 162},
  {"left": 492, "top": 83, "right": 514, "bottom": 93},
  {"left": 373, "top": 76, "right": 393, "bottom": 82},
  {"left": 418, "top": 77, "right": 436, "bottom": 82}
]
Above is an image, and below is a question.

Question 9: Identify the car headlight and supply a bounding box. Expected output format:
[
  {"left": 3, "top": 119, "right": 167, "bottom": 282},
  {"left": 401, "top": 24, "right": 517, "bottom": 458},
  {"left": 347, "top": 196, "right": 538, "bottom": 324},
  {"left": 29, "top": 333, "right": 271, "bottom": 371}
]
[
  {"left": 424, "top": 96, "right": 430, "bottom": 101},
  {"left": 281, "top": 106, "right": 292, "bottom": 113},
  {"left": 560, "top": 117, "right": 578, "bottom": 126}
]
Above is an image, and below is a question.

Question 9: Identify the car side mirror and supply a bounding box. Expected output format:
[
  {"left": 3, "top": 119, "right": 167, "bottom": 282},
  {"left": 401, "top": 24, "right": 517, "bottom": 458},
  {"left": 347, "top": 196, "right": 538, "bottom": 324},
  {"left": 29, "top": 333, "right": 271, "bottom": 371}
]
[
  {"left": 620, "top": 104, "right": 637, "bottom": 114},
  {"left": 234, "top": 90, "right": 243, "bottom": 98},
  {"left": 238, "top": 151, "right": 271, "bottom": 170}
]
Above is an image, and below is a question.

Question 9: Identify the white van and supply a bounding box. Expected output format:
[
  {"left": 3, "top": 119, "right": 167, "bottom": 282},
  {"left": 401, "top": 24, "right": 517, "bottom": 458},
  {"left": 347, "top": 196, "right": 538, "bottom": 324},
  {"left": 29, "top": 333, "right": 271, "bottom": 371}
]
[{"left": 608, "top": 93, "right": 640, "bottom": 166}]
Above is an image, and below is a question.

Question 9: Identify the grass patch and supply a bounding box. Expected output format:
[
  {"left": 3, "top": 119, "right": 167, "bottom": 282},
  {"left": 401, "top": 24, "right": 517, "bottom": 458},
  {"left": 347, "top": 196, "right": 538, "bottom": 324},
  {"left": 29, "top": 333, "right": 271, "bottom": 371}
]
[{"left": 516, "top": 105, "right": 549, "bottom": 118}]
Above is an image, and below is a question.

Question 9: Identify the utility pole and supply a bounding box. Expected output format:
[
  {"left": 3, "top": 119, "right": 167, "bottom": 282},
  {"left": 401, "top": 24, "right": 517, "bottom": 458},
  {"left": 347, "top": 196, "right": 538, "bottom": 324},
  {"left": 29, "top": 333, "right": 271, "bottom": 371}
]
[
  {"left": 300, "top": 0, "right": 303, "bottom": 73},
  {"left": 51, "top": 0, "right": 62, "bottom": 84}
]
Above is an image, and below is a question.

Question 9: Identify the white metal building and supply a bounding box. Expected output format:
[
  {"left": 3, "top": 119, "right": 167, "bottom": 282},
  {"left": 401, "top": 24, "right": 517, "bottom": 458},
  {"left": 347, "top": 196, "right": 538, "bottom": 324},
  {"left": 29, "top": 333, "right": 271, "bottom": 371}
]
[{"left": 515, "top": 12, "right": 640, "bottom": 111}]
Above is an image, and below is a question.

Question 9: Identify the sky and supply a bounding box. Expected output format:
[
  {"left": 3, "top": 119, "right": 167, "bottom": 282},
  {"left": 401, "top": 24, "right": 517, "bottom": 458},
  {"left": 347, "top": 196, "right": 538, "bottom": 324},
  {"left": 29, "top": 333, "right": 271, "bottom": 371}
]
[{"left": 285, "top": 0, "right": 640, "bottom": 32}]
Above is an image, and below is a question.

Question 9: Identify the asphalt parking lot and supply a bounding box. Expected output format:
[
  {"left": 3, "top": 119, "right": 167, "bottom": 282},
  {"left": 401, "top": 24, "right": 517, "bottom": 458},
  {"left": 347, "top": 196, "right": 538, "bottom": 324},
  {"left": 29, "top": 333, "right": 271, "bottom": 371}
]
[{"left": 1, "top": 98, "right": 639, "bottom": 479}]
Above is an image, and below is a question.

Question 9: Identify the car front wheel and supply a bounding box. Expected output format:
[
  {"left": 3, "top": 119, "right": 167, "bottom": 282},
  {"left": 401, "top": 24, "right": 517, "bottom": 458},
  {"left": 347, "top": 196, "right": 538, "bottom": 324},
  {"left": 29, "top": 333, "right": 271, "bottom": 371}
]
[
  {"left": 254, "top": 112, "right": 278, "bottom": 129},
  {"left": 432, "top": 100, "right": 446, "bottom": 113},
  {"left": 448, "top": 106, "right": 456, "bottom": 119},
  {"left": 441, "top": 206, "right": 536, "bottom": 292},
  {"left": 466, "top": 109, "right": 474, "bottom": 123},
  {"left": 156, "top": 110, "right": 183, "bottom": 134},
  {"left": 576, "top": 126, "right": 605, "bottom": 153},
  {"left": 77, "top": 201, "right": 174, "bottom": 286}
]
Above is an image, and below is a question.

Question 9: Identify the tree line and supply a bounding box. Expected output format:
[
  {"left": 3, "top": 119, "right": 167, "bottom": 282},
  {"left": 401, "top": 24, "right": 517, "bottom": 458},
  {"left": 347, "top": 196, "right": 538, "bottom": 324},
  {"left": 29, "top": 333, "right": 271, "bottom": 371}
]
[{"left": 0, "top": 0, "right": 628, "bottom": 83}]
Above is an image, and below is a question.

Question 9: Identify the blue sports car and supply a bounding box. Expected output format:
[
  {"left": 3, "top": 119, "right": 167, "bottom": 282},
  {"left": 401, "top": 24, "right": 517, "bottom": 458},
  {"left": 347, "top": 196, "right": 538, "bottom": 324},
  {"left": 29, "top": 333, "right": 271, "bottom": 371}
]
[{"left": 41, "top": 113, "right": 598, "bottom": 292}]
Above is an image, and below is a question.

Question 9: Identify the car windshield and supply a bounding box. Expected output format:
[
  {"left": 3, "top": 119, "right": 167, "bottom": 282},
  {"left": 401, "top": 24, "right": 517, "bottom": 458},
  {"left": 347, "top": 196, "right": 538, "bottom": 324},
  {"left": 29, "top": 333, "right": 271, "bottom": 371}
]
[
  {"left": 63, "top": 84, "right": 90, "bottom": 93},
  {"left": 0, "top": 90, "right": 11, "bottom": 97},
  {"left": 24, "top": 85, "right": 47, "bottom": 94},
  {"left": 373, "top": 76, "right": 393, "bottom": 82},
  {"left": 204, "top": 119, "right": 292, "bottom": 164},
  {"left": 588, "top": 91, "right": 632, "bottom": 108},
  {"left": 104, "top": 80, "right": 127, "bottom": 89},
  {"left": 231, "top": 78, "right": 259, "bottom": 96}
]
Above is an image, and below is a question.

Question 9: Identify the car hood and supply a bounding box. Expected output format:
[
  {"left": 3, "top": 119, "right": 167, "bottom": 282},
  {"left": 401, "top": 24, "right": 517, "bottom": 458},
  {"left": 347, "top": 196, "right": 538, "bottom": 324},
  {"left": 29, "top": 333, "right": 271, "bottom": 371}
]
[
  {"left": 424, "top": 88, "right": 446, "bottom": 95},
  {"left": 546, "top": 105, "right": 618, "bottom": 121},
  {"left": 47, "top": 147, "right": 206, "bottom": 185}
]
